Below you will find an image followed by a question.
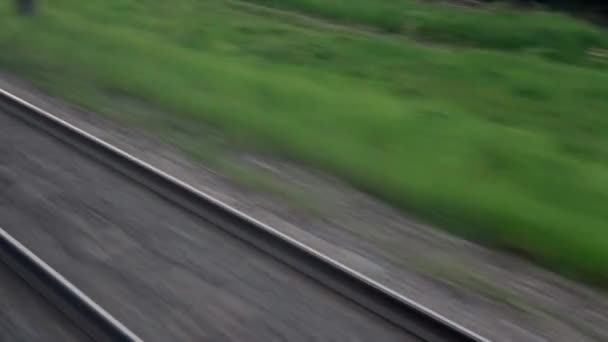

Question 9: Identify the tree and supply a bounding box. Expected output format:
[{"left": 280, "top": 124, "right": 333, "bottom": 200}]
[{"left": 15, "top": 0, "right": 36, "bottom": 15}]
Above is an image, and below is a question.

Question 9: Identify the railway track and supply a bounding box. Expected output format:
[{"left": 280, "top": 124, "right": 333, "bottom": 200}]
[
  {"left": 0, "top": 227, "right": 142, "bottom": 341},
  {"left": 0, "top": 88, "right": 489, "bottom": 342},
  {"left": 0, "top": 252, "right": 86, "bottom": 342}
]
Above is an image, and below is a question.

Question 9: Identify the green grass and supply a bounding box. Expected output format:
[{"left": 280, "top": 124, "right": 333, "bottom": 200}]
[
  {"left": 2, "top": 0, "right": 608, "bottom": 285},
  {"left": 242, "top": 0, "right": 608, "bottom": 65}
]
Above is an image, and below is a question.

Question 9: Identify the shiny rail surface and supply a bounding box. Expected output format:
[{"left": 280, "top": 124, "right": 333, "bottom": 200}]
[
  {"left": 0, "top": 227, "right": 142, "bottom": 342},
  {"left": 0, "top": 88, "right": 490, "bottom": 342},
  {"left": 0, "top": 250, "right": 88, "bottom": 342}
]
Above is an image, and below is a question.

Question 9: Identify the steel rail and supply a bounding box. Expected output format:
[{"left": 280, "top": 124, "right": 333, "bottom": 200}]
[
  {"left": 0, "top": 88, "right": 491, "bottom": 342},
  {"left": 0, "top": 227, "right": 143, "bottom": 342}
]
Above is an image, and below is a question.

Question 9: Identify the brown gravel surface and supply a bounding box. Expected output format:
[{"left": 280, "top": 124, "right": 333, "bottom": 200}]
[{"left": 2, "top": 74, "right": 608, "bottom": 342}]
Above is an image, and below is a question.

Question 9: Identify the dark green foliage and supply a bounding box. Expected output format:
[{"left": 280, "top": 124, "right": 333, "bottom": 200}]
[
  {"left": 15, "top": 0, "right": 35, "bottom": 15},
  {"left": 481, "top": 0, "right": 607, "bottom": 14},
  {"left": 244, "top": 0, "right": 608, "bottom": 66}
]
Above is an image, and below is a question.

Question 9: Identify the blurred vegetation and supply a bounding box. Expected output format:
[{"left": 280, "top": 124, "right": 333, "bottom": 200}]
[
  {"left": 490, "top": 0, "right": 607, "bottom": 12},
  {"left": 245, "top": 0, "right": 608, "bottom": 65},
  {"left": 14, "top": 0, "right": 36, "bottom": 15},
  {"left": 1, "top": 0, "right": 608, "bottom": 285}
]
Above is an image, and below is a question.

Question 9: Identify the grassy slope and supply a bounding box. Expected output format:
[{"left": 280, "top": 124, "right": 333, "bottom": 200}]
[
  {"left": 243, "top": 0, "right": 608, "bottom": 65},
  {"left": 1, "top": 0, "right": 608, "bottom": 284}
]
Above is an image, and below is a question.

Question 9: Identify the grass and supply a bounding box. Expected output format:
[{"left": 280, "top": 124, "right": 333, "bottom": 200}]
[
  {"left": 242, "top": 0, "right": 608, "bottom": 65},
  {"left": 1, "top": 0, "right": 608, "bottom": 285}
]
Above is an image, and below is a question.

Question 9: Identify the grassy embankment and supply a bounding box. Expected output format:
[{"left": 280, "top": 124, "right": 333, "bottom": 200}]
[
  {"left": 1, "top": 0, "right": 608, "bottom": 285},
  {"left": 244, "top": 0, "right": 608, "bottom": 65}
]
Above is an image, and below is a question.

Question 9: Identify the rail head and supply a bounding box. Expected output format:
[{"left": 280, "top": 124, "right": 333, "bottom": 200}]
[
  {"left": 0, "top": 88, "right": 491, "bottom": 342},
  {"left": 0, "top": 227, "right": 143, "bottom": 342}
]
